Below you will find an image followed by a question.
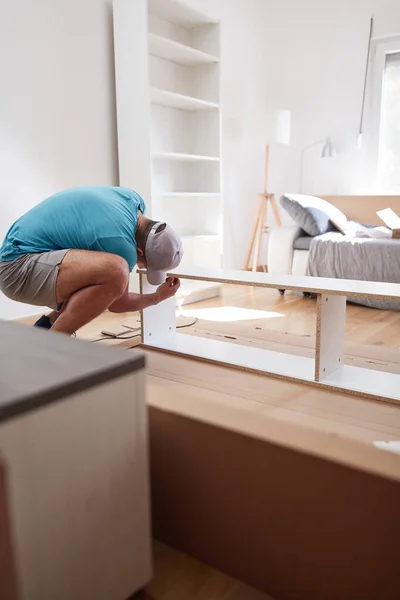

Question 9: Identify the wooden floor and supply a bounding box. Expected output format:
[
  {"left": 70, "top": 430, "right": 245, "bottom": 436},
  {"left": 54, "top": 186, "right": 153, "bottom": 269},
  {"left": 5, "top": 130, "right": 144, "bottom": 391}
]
[
  {"left": 17, "top": 285, "right": 400, "bottom": 599},
  {"left": 137, "top": 541, "right": 274, "bottom": 600}
]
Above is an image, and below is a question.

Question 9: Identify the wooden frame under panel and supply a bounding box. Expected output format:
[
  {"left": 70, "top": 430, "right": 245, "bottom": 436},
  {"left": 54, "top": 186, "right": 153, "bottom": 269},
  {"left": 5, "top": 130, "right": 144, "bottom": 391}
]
[{"left": 139, "top": 267, "right": 400, "bottom": 404}]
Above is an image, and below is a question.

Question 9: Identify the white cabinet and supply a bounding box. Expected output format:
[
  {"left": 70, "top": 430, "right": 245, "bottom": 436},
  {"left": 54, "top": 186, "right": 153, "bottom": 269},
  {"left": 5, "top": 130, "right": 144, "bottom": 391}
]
[{"left": 0, "top": 322, "right": 151, "bottom": 600}]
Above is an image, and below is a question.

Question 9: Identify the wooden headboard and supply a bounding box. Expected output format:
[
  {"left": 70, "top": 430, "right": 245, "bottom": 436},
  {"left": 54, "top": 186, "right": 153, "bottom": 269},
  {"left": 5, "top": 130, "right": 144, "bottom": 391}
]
[{"left": 321, "top": 196, "right": 400, "bottom": 226}]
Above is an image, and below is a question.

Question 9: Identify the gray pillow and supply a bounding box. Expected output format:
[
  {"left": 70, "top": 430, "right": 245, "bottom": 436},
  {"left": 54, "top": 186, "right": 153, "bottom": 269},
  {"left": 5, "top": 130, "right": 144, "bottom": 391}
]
[{"left": 280, "top": 194, "right": 348, "bottom": 237}]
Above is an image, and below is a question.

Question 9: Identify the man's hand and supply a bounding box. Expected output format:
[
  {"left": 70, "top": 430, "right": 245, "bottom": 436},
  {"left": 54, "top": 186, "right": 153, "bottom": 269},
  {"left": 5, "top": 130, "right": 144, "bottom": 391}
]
[{"left": 156, "top": 277, "right": 181, "bottom": 303}]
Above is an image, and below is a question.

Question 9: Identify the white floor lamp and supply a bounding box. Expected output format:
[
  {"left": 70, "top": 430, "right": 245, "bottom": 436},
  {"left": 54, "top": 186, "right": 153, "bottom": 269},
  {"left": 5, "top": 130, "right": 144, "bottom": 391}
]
[{"left": 299, "top": 137, "right": 337, "bottom": 193}]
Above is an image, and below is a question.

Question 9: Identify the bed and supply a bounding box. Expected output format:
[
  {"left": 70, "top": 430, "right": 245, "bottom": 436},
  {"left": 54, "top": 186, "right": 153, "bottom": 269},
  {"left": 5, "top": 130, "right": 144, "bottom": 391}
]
[{"left": 268, "top": 194, "right": 400, "bottom": 310}]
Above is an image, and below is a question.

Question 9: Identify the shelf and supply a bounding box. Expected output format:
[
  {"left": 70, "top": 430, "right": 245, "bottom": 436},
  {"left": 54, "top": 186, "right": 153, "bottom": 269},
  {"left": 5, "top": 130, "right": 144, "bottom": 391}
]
[
  {"left": 148, "top": 0, "right": 218, "bottom": 28},
  {"left": 148, "top": 33, "right": 219, "bottom": 67},
  {"left": 153, "top": 152, "right": 220, "bottom": 162},
  {"left": 148, "top": 334, "right": 316, "bottom": 382},
  {"left": 159, "top": 192, "right": 221, "bottom": 198},
  {"left": 322, "top": 365, "right": 400, "bottom": 403},
  {"left": 145, "top": 332, "right": 400, "bottom": 402},
  {"left": 151, "top": 88, "right": 219, "bottom": 111}
]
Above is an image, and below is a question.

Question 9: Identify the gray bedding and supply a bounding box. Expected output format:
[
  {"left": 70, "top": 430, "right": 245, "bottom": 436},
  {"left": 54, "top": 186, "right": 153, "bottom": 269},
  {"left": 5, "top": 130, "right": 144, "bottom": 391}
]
[
  {"left": 306, "top": 232, "right": 400, "bottom": 310},
  {"left": 294, "top": 235, "right": 313, "bottom": 250}
]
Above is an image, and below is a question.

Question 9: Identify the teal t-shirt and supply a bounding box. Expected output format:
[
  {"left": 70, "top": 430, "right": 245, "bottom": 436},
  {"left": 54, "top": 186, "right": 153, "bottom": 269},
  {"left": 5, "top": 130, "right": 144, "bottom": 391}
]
[{"left": 0, "top": 186, "right": 146, "bottom": 271}]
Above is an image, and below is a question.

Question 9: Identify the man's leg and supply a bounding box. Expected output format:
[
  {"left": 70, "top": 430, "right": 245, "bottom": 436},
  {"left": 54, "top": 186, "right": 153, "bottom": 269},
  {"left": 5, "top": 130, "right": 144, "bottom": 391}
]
[
  {"left": 34, "top": 303, "right": 67, "bottom": 330},
  {"left": 36, "top": 303, "right": 67, "bottom": 328},
  {"left": 50, "top": 250, "right": 129, "bottom": 335}
]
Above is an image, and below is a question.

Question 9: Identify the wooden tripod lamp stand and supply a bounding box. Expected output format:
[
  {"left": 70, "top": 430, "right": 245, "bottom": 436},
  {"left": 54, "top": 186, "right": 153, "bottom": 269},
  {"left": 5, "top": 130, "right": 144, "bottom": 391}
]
[{"left": 244, "top": 146, "right": 282, "bottom": 272}]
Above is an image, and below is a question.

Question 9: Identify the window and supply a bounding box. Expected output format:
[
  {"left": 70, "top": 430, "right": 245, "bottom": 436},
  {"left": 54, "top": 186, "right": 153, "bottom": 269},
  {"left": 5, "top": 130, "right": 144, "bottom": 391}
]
[
  {"left": 378, "top": 51, "right": 400, "bottom": 191},
  {"left": 367, "top": 39, "right": 400, "bottom": 192}
]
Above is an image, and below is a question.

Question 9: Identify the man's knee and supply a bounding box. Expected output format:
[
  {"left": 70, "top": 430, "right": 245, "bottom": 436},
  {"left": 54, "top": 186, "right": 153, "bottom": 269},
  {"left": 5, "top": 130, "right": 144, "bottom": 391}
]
[{"left": 103, "top": 255, "right": 130, "bottom": 297}]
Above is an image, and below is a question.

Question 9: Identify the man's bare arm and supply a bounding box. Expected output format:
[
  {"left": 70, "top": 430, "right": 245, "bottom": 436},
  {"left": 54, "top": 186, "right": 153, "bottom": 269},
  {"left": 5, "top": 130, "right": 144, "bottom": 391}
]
[
  {"left": 108, "top": 277, "right": 180, "bottom": 313},
  {"left": 108, "top": 291, "right": 158, "bottom": 313}
]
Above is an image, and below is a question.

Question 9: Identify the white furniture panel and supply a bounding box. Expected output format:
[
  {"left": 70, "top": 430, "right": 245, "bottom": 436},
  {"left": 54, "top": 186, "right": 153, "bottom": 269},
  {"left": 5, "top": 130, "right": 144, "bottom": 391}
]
[
  {"left": 140, "top": 268, "right": 400, "bottom": 404},
  {"left": 163, "top": 265, "right": 400, "bottom": 300},
  {"left": 140, "top": 276, "right": 176, "bottom": 344},
  {"left": 322, "top": 366, "right": 400, "bottom": 403},
  {"left": 150, "top": 333, "right": 315, "bottom": 382},
  {"left": 315, "top": 294, "right": 346, "bottom": 381},
  {"left": 113, "top": 0, "right": 152, "bottom": 201}
]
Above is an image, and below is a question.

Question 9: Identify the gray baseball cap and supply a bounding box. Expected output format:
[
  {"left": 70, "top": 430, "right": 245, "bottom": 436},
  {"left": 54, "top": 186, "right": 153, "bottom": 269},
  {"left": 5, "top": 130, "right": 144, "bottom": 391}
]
[{"left": 145, "top": 222, "right": 183, "bottom": 285}]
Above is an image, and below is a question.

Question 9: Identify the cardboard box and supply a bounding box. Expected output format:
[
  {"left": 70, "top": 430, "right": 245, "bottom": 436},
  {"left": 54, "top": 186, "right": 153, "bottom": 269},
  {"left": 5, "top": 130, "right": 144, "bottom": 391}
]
[
  {"left": 377, "top": 208, "right": 400, "bottom": 238},
  {"left": 149, "top": 399, "right": 400, "bottom": 600}
]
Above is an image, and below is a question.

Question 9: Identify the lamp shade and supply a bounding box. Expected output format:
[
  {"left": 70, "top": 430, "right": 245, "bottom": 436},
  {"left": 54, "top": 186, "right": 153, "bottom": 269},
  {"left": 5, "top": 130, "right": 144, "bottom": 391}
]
[{"left": 274, "top": 110, "right": 291, "bottom": 145}]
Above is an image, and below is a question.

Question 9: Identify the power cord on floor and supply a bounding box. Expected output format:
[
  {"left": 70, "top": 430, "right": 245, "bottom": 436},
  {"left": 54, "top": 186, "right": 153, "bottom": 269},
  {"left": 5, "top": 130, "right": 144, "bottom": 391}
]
[
  {"left": 177, "top": 317, "right": 198, "bottom": 329},
  {"left": 90, "top": 332, "right": 141, "bottom": 343},
  {"left": 90, "top": 317, "right": 198, "bottom": 343}
]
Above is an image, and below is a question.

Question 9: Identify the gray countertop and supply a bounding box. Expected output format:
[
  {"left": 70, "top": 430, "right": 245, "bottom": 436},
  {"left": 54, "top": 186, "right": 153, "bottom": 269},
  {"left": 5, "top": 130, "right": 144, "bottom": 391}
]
[{"left": 0, "top": 320, "right": 145, "bottom": 424}]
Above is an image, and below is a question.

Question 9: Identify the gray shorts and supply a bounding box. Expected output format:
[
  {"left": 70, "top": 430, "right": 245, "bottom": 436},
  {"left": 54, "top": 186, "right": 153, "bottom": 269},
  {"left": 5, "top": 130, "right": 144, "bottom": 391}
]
[{"left": 0, "top": 250, "right": 70, "bottom": 310}]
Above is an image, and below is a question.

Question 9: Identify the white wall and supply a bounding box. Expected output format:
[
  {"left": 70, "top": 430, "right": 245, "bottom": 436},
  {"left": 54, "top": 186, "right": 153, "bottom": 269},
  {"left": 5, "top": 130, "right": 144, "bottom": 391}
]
[
  {"left": 187, "top": 0, "right": 400, "bottom": 260},
  {"left": 0, "top": 0, "right": 117, "bottom": 319},
  {"left": 260, "top": 0, "right": 400, "bottom": 199}
]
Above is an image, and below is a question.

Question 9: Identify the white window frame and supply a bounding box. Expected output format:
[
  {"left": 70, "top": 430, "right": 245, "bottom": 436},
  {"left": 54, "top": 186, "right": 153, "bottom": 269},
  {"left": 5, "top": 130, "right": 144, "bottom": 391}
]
[{"left": 366, "top": 37, "right": 400, "bottom": 190}]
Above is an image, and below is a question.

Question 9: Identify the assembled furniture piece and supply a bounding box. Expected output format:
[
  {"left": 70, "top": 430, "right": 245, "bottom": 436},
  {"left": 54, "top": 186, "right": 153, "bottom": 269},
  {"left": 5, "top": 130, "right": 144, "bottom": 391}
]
[
  {"left": 0, "top": 321, "right": 151, "bottom": 600},
  {"left": 268, "top": 194, "right": 400, "bottom": 279},
  {"left": 244, "top": 146, "right": 282, "bottom": 272},
  {"left": 139, "top": 266, "right": 400, "bottom": 404},
  {"left": 113, "top": 0, "right": 222, "bottom": 304}
]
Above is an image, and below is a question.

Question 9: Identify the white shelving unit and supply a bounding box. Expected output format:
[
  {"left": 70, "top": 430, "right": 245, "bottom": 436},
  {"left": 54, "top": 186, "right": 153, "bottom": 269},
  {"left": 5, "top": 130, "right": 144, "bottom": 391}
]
[{"left": 113, "top": 0, "right": 222, "bottom": 304}]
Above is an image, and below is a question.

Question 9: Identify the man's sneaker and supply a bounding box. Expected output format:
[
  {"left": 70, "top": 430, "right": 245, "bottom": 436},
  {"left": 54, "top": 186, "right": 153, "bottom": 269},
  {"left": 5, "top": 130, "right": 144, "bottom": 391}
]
[
  {"left": 34, "top": 315, "right": 52, "bottom": 329},
  {"left": 34, "top": 315, "right": 76, "bottom": 338}
]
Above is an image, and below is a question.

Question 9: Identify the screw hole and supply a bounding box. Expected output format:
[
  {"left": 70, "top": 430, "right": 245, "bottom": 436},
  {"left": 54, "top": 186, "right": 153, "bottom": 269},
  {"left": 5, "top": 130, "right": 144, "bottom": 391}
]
[{"left": 323, "top": 368, "right": 326, "bottom": 372}]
